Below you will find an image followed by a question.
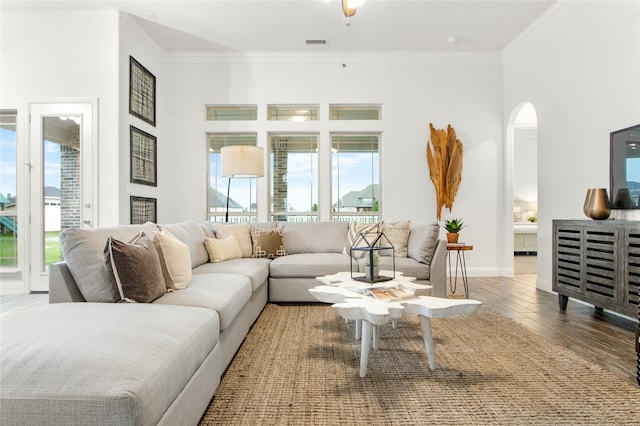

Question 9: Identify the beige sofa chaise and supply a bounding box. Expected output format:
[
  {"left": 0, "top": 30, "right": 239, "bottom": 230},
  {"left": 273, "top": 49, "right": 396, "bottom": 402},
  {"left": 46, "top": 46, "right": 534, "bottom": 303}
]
[{"left": 0, "top": 220, "right": 444, "bottom": 426}]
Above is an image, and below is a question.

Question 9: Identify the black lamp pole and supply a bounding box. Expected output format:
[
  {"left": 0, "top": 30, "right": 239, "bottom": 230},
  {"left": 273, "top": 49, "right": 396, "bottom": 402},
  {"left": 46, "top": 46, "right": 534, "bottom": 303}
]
[{"left": 225, "top": 177, "right": 231, "bottom": 222}]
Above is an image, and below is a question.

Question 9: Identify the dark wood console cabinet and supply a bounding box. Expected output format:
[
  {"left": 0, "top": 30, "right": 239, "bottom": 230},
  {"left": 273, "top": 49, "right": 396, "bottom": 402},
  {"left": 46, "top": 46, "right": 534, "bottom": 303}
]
[{"left": 552, "top": 219, "right": 640, "bottom": 317}]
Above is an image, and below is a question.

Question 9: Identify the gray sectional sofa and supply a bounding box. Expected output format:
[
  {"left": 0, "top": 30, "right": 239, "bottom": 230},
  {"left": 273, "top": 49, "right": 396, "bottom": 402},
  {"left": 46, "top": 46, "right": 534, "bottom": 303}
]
[{"left": 0, "top": 220, "right": 444, "bottom": 426}]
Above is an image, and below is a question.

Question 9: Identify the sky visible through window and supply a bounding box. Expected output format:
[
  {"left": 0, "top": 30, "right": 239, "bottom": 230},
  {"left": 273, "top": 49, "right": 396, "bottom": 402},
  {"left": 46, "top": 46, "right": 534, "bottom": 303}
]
[
  {"left": 627, "top": 158, "right": 640, "bottom": 184},
  {"left": 3, "top": 130, "right": 377, "bottom": 213},
  {"left": 210, "top": 150, "right": 378, "bottom": 213},
  {"left": 0, "top": 128, "right": 17, "bottom": 198},
  {"left": 0, "top": 128, "right": 61, "bottom": 200},
  {"left": 332, "top": 152, "right": 379, "bottom": 210}
]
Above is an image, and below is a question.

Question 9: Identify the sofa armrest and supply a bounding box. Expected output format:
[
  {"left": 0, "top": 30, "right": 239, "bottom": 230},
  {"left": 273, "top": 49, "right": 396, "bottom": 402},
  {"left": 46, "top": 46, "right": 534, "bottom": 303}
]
[
  {"left": 428, "top": 240, "right": 447, "bottom": 298},
  {"left": 49, "top": 262, "right": 86, "bottom": 303}
]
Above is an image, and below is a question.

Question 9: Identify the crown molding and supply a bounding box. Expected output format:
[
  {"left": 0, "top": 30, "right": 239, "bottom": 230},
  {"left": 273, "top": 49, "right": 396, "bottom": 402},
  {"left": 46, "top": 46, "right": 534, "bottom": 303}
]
[
  {"left": 119, "top": 12, "right": 164, "bottom": 56},
  {"left": 501, "top": 0, "right": 578, "bottom": 61},
  {"left": 162, "top": 50, "right": 502, "bottom": 65}
]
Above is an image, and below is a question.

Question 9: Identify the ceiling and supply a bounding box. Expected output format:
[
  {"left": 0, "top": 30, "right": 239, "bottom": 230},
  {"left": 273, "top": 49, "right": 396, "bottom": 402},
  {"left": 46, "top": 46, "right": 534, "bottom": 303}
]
[{"left": 3, "top": 0, "right": 557, "bottom": 53}]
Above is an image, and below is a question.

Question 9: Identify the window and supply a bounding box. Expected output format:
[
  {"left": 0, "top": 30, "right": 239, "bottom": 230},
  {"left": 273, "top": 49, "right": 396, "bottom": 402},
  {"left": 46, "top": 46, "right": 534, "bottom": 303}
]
[
  {"left": 331, "top": 134, "right": 380, "bottom": 223},
  {"left": 208, "top": 134, "right": 258, "bottom": 222},
  {"left": 206, "top": 105, "right": 257, "bottom": 121},
  {"left": 330, "top": 105, "right": 381, "bottom": 120},
  {"left": 270, "top": 134, "right": 318, "bottom": 222},
  {"left": 0, "top": 110, "right": 18, "bottom": 267},
  {"left": 267, "top": 105, "right": 318, "bottom": 121}
]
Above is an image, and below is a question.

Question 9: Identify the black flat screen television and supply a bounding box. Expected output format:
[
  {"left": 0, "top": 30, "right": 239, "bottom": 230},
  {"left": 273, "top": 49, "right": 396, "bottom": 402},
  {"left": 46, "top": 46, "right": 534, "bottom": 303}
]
[{"left": 610, "top": 124, "right": 640, "bottom": 209}]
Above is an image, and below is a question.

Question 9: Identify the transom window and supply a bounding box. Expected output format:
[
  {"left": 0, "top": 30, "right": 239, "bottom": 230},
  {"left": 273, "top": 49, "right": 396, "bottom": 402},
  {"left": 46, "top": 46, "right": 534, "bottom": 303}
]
[
  {"left": 329, "top": 105, "right": 381, "bottom": 120},
  {"left": 208, "top": 133, "right": 258, "bottom": 222},
  {"left": 267, "top": 105, "right": 319, "bottom": 121},
  {"left": 206, "top": 105, "right": 257, "bottom": 121}
]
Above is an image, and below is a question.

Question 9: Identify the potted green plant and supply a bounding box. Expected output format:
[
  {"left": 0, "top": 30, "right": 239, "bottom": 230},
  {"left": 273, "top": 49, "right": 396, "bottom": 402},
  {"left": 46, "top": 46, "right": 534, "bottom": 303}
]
[
  {"left": 443, "top": 218, "right": 465, "bottom": 243},
  {"left": 365, "top": 251, "right": 380, "bottom": 281}
]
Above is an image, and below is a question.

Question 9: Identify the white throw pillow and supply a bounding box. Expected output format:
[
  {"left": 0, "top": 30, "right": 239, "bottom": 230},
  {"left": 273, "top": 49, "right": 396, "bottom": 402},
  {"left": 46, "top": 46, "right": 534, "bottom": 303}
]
[
  {"left": 381, "top": 220, "right": 411, "bottom": 257},
  {"left": 213, "top": 223, "right": 253, "bottom": 258},
  {"left": 204, "top": 236, "right": 243, "bottom": 263},
  {"left": 153, "top": 227, "right": 192, "bottom": 290}
]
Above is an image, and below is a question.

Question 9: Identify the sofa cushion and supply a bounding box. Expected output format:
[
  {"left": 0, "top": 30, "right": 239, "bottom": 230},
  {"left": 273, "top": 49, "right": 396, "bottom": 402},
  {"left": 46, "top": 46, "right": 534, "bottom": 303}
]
[
  {"left": 407, "top": 222, "right": 440, "bottom": 265},
  {"left": 381, "top": 220, "right": 411, "bottom": 257},
  {"left": 104, "top": 232, "right": 167, "bottom": 303},
  {"left": 154, "top": 273, "right": 252, "bottom": 331},
  {"left": 161, "top": 221, "right": 209, "bottom": 268},
  {"left": 270, "top": 253, "right": 351, "bottom": 278},
  {"left": 213, "top": 223, "right": 253, "bottom": 258},
  {"left": 344, "top": 221, "right": 383, "bottom": 258},
  {"left": 357, "top": 256, "right": 431, "bottom": 280},
  {"left": 154, "top": 227, "right": 192, "bottom": 290},
  {"left": 198, "top": 221, "right": 216, "bottom": 238},
  {"left": 204, "top": 236, "right": 242, "bottom": 263},
  {"left": 281, "top": 221, "right": 349, "bottom": 254},
  {"left": 0, "top": 303, "right": 219, "bottom": 426},
  {"left": 60, "top": 222, "right": 158, "bottom": 303},
  {"left": 251, "top": 226, "right": 287, "bottom": 259},
  {"left": 193, "top": 258, "right": 270, "bottom": 292}
]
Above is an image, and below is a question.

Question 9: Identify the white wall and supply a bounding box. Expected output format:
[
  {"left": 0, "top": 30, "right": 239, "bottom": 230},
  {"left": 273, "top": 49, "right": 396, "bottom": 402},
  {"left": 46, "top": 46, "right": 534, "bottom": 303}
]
[
  {"left": 15, "top": 5, "right": 625, "bottom": 284},
  {"left": 503, "top": 0, "right": 640, "bottom": 291},
  {"left": 1, "top": 9, "right": 121, "bottom": 226},
  {"left": 513, "top": 127, "right": 538, "bottom": 203},
  {"left": 119, "top": 15, "right": 168, "bottom": 224},
  {"left": 0, "top": 10, "right": 121, "bottom": 293},
  {"left": 165, "top": 52, "right": 505, "bottom": 275}
]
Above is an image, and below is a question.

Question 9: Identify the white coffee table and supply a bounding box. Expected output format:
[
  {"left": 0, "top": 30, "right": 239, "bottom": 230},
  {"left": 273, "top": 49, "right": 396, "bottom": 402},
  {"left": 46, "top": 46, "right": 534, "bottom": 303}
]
[{"left": 310, "top": 271, "right": 482, "bottom": 377}]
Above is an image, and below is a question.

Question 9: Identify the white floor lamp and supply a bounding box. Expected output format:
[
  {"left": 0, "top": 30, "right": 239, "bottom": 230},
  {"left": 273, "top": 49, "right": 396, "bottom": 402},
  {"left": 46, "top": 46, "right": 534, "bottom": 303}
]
[{"left": 221, "top": 145, "right": 265, "bottom": 222}]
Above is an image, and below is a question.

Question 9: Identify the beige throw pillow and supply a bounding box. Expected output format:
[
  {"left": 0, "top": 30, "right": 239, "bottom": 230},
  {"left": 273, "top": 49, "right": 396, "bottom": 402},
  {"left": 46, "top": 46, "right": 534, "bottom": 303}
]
[
  {"left": 380, "top": 220, "right": 411, "bottom": 257},
  {"left": 104, "top": 232, "right": 167, "bottom": 303},
  {"left": 344, "top": 221, "right": 383, "bottom": 258},
  {"left": 250, "top": 226, "right": 287, "bottom": 259},
  {"left": 153, "top": 227, "right": 192, "bottom": 290},
  {"left": 204, "top": 236, "right": 243, "bottom": 263},
  {"left": 214, "top": 223, "right": 253, "bottom": 258}
]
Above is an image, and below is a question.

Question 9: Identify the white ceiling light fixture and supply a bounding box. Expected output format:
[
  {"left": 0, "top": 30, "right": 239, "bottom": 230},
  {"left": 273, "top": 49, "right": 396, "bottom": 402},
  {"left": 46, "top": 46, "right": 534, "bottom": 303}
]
[{"left": 342, "top": 0, "right": 365, "bottom": 18}]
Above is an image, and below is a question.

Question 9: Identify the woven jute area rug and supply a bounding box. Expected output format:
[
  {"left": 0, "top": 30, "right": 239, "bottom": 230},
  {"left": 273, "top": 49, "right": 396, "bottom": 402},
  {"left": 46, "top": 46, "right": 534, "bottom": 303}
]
[{"left": 199, "top": 303, "right": 640, "bottom": 425}]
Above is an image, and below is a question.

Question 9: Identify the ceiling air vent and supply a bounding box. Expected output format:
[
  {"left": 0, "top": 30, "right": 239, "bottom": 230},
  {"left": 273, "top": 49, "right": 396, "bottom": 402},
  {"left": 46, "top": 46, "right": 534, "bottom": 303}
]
[{"left": 306, "top": 40, "right": 327, "bottom": 45}]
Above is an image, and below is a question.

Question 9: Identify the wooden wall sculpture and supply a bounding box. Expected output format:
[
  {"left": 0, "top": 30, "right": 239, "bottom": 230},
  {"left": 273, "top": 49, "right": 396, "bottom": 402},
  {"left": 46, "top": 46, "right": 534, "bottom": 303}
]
[{"left": 426, "top": 123, "right": 463, "bottom": 221}]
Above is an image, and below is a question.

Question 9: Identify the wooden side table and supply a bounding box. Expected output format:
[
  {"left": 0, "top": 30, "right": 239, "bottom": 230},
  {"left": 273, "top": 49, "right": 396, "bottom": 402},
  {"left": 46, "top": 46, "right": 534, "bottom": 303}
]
[{"left": 446, "top": 243, "right": 473, "bottom": 298}]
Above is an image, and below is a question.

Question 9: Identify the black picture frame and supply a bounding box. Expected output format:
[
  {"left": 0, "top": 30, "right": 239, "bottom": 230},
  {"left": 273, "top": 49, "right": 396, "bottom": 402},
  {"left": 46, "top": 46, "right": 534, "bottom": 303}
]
[
  {"left": 130, "top": 125, "right": 157, "bottom": 186},
  {"left": 130, "top": 196, "right": 157, "bottom": 224},
  {"left": 129, "top": 56, "right": 156, "bottom": 126}
]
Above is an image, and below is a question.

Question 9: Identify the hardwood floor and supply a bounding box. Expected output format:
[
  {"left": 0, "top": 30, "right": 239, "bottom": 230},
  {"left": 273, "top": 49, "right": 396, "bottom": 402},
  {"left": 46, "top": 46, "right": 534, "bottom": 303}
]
[
  {"left": 2, "top": 257, "right": 638, "bottom": 387},
  {"left": 463, "top": 257, "right": 638, "bottom": 387}
]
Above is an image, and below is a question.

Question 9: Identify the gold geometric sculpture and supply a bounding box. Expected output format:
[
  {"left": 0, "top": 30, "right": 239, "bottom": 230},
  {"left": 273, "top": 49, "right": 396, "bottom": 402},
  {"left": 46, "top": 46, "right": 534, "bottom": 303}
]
[{"left": 426, "top": 123, "right": 463, "bottom": 221}]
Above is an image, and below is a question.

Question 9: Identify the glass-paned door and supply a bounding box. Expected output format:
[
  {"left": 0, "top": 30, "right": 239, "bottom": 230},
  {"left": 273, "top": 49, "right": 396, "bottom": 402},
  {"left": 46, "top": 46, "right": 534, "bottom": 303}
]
[{"left": 28, "top": 102, "right": 96, "bottom": 292}]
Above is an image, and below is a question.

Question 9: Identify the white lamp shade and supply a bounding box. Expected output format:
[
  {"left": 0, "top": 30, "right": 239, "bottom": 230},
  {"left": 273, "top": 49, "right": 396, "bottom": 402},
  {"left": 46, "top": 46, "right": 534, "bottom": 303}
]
[{"left": 221, "top": 145, "right": 264, "bottom": 178}]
